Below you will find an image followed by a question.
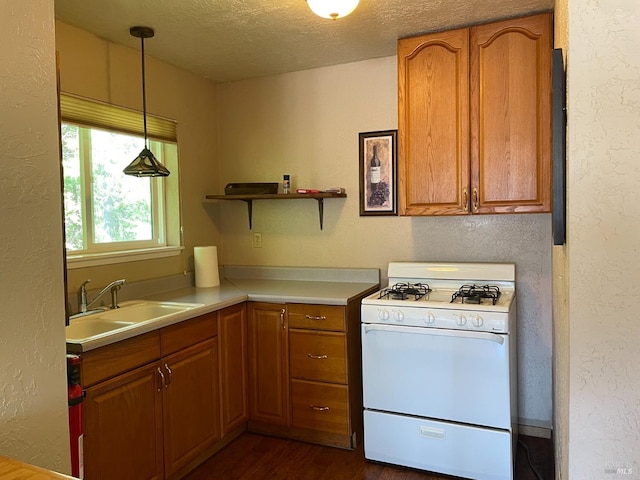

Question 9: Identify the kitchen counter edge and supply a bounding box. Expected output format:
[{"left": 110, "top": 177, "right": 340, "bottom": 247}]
[{"left": 67, "top": 274, "right": 379, "bottom": 353}]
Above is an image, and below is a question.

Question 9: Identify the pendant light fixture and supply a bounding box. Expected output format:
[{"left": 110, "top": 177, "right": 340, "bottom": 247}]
[
  {"left": 123, "top": 26, "right": 170, "bottom": 177},
  {"left": 306, "top": 0, "right": 359, "bottom": 19}
]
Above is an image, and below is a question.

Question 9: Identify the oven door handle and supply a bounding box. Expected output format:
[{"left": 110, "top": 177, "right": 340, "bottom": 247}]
[{"left": 363, "top": 324, "right": 505, "bottom": 345}]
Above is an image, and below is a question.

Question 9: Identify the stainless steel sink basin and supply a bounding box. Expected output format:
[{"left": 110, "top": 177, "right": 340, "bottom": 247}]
[{"left": 66, "top": 300, "right": 205, "bottom": 343}]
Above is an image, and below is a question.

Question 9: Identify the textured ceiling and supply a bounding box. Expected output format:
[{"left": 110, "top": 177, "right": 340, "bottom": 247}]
[{"left": 54, "top": 0, "right": 554, "bottom": 83}]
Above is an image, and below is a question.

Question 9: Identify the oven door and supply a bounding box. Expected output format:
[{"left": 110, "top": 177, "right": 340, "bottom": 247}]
[{"left": 362, "top": 323, "right": 512, "bottom": 430}]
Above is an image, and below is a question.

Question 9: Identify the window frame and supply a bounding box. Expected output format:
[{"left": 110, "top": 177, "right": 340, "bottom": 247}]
[{"left": 59, "top": 93, "right": 182, "bottom": 268}]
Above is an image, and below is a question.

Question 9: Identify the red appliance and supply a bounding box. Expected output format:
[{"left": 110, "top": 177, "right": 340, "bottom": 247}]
[{"left": 67, "top": 354, "right": 84, "bottom": 478}]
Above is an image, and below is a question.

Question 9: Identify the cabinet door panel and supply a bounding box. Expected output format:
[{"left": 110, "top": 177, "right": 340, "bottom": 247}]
[
  {"left": 84, "top": 364, "right": 163, "bottom": 480},
  {"left": 162, "top": 338, "right": 220, "bottom": 477},
  {"left": 398, "top": 28, "right": 470, "bottom": 215},
  {"left": 470, "top": 13, "right": 552, "bottom": 213},
  {"left": 219, "top": 303, "right": 249, "bottom": 436},
  {"left": 248, "top": 302, "right": 290, "bottom": 426}
]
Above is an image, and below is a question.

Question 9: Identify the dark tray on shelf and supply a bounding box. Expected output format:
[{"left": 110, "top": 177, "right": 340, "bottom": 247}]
[{"left": 224, "top": 182, "right": 278, "bottom": 195}]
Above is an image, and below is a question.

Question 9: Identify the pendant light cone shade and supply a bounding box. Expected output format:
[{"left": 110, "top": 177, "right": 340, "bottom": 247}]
[
  {"left": 124, "top": 147, "right": 170, "bottom": 177},
  {"left": 307, "top": 0, "right": 359, "bottom": 19},
  {"left": 124, "top": 26, "right": 170, "bottom": 177}
]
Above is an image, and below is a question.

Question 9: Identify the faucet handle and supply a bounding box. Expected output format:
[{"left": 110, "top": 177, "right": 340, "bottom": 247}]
[
  {"left": 78, "top": 279, "right": 92, "bottom": 297},
  {"left": 77, "top": 279, "right": 92, "bottom": 313}
]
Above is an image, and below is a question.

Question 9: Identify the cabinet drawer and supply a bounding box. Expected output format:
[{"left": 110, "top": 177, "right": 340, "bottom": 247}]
[
  {"left": 287, "top": 304, "right": 345, "bottom": 331},
  {"left": 81, "top": 331, "right": 160, "bottom": 387},
  {"left": 291, "top": 379, "right": 349, "bottom": 435},
  {"left": 289, "top": 330, "right": 347, "bottom": 384},
  {"left": 161, "top": 311, "right": 218, "bottom": 356}
]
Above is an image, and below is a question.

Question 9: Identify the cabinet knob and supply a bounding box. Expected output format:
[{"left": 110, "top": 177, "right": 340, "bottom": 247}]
[
  {"left": 472, "top": 187, "right": 479, "bottom": 212},
  {"left": 463, "top": 188, "right": 469, "bottom": 212},
  {"left": 305, "top": 315, "right": 327, "bottom": 321}
]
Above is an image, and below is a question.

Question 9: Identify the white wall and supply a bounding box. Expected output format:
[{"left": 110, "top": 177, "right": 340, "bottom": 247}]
[
  {"left": 217, "top": 57, "right": 554, "bottom": 430},
  {"left": 552, "top": 0, "right": 569, "bottom": 478},
  {"left": 566, "top": 0, "right": 640, "bottom": 477},
  {"left": 0, "top": 0, "right": 71, "bottom": 473}
]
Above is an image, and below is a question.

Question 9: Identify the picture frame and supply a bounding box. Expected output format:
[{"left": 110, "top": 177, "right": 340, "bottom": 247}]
[{"left": 359, "top": 129, "right": 397, "bottom": 216}]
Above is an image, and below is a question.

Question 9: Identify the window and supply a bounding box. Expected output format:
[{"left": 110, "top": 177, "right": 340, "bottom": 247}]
[{"left": 59, "top": 94, "right": 181, "bottom": 267}]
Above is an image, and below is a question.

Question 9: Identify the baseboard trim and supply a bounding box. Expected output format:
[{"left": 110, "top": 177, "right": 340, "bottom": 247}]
[{"left": 519, "top": 424, "right": 552, "bottom": 439}]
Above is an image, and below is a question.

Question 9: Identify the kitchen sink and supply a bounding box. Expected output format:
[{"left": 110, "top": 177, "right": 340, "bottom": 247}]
[
  {"left": 66, "top": 319, "right": 137, "bottom": 339},
  {"left": 95, "top": 300, "right": 203, "bottom": 323},
  {"left": 66, "top": 300, "right": 205, "bottom": 342}
]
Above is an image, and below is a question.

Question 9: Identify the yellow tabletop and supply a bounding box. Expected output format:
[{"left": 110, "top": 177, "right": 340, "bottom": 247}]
[{"left": 0, "top": 456, "right": 77, "bottom": 480}]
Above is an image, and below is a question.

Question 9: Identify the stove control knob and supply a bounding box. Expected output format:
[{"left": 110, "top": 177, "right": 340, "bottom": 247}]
[
  {"left": 378, "top": 309, "right": 390, "bottom": 322},
  {"left": 424, "top": 312, "right": 436, "bottom": 325},
  {"left": 471, "top": 314, "right": 484, "bottom": 327},
  {"left": 454, "top": 313, "right": 467, "bottom": 326},
  {"left": 393, "top": 310, "right": 405, "bottom": 322}
]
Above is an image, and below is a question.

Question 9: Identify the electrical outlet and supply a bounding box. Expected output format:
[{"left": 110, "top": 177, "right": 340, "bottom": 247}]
[{"left": 253, "top": 232, "right": 262, "bottom": 248}]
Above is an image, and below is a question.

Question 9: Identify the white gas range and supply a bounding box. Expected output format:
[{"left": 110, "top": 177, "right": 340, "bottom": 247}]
[{"left": 361, "top": 262, "right": 518, "bottom": 480}]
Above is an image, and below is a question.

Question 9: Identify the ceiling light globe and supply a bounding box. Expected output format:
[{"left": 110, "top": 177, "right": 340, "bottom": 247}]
[{"left": 307, "top": 0, "right": 360, "bottom": 19}]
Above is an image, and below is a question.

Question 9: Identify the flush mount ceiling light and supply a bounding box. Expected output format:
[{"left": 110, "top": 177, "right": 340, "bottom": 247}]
[
  {"left": 306, "top": 0, "right": 359, "bottom": 19},
  {"left": 123, "top": 26, "right": 170, "bottom": 177}
]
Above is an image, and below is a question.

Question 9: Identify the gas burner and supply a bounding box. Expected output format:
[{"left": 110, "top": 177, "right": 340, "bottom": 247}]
[
  {"left": 378, "top": 282, "right": 432, "bottom": 301},
  {"left": 451, "top": 284, "right": 501, "bottom": 305}
]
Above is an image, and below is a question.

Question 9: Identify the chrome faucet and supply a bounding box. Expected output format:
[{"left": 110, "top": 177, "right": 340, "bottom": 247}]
[{"left": 77, "top": 278, "right": 126, "bottom": 313}]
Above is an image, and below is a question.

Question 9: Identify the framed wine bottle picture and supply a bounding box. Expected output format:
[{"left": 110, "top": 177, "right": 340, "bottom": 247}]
[{"left": 359, "top": 130, "right": 397, "bottom": 216}]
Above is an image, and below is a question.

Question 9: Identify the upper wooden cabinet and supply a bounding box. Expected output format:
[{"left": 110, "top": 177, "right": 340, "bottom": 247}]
[{"left": 398, "top": 13, "right": 552, "bottom": 216}]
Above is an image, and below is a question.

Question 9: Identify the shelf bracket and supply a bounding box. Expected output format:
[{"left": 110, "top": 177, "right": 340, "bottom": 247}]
[
  {"left": 242, "top": 199, "right": 253, "bottom": 229},
  {"left": 316, "top": 198, "right": 325, "bottom": 230}
]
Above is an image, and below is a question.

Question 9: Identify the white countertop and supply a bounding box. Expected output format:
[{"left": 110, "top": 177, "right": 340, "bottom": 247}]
[
  {"left": 225, "top": 278, "right": 379, "bottom": 305},
  {"left": 67, "top": 268, "right": 379, "bottom": 353}
]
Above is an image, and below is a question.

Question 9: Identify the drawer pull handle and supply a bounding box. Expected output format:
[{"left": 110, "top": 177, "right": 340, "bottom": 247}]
[
  {"left": 164, "top": 363, "right": 172, "bottom": 388},
  {"left": 305, "top": 315, "right": 327, "bottom": 321},
  {"left": 309, "top": 405, "right": 330, "bottom": 411},
  {"left": 307, "top": 354, "right": 328, "bottom": 359},
  {"left": 157, "top": 368, "right": 165, "bottom": 392}
]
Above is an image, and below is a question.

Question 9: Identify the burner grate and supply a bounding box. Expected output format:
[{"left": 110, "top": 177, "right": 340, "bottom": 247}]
[
  {"left": 451, "top": 284, "right": 501, "bottom": 305},
  {"left": 378, "top": 282, "right": 431, "bottom": 301}
]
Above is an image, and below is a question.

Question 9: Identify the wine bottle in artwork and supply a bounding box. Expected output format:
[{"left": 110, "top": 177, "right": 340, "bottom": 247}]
[{"left": 369, "top": 144, "right": 381, "bottom": 190}]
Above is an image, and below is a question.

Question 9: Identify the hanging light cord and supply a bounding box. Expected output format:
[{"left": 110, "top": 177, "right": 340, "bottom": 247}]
[{"left": 139, "top": 34, "right": 149, "bottom": 148}]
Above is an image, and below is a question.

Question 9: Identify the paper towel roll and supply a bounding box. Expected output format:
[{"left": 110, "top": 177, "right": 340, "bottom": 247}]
[{"left": 194, "top": 246, "right": 220, "bottom": 288}]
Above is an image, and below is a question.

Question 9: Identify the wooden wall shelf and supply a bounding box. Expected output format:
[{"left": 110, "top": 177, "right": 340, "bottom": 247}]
[{"left": 204, "top": 192, "right": 347, "bottom": 230}]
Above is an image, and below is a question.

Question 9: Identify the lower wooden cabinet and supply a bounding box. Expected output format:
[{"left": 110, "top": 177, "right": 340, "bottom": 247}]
[
  {"left": 162, "top": 338, "right": 220, "bottom": 478},
  {"left": 247, "top": 302, "right": 290, "bottom": 427},
  {"left": 247, "top": 300, "right": 364, "bottom": 449},
  {"left": 81, "top": 305, "right": 247, "bottom": 480},
  {"left": 218, "top": 302, "right": 248, "bottom": 436},
  {"left": 84, "top": 363, "right": 164, "bottom": 480}
]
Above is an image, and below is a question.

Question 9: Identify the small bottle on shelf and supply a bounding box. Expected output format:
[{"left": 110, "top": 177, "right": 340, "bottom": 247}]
[{"left": 283, "top": 174, "right": 291, "bottom": 194}]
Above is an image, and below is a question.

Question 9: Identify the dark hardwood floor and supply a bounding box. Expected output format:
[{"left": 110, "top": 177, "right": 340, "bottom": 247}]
[{"left": 185, "top": 433, "right": 553, "bottom": 480}]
